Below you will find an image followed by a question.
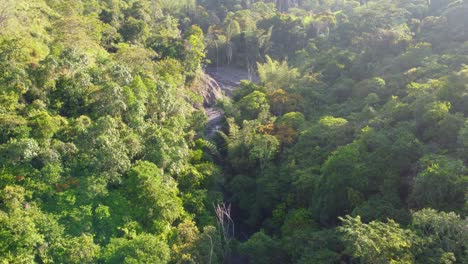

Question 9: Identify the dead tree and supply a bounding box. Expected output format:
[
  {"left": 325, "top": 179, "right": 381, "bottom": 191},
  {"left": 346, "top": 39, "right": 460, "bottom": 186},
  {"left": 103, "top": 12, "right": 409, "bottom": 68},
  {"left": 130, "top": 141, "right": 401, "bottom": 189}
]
[{"left": 215, "top": 203, "right": 235, "bottom": 260}]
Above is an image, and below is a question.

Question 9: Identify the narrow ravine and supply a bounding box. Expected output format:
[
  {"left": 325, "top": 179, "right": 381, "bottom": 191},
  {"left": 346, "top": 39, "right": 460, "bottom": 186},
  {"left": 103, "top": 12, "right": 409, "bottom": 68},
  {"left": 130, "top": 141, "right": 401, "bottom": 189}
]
[{"left": 202, "top": 67, "right": 259, "bottom": 263}]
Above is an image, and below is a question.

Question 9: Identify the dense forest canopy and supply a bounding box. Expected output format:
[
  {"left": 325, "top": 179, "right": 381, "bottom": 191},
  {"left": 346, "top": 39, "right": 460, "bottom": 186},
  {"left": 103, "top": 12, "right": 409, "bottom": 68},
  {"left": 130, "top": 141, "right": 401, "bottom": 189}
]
[{"left": 0, "top": 0, "right": 466, "bottom": 263}]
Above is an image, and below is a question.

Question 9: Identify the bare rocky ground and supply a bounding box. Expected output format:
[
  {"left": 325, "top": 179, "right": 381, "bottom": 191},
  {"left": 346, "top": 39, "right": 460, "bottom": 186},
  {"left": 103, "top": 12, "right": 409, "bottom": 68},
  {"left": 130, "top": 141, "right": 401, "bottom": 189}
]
[
  {"left": 204, "top": 67, "right": 258, "bottom": 137},
  {"left": 207, "top": 66, "right": 258, "bottom": 96}
]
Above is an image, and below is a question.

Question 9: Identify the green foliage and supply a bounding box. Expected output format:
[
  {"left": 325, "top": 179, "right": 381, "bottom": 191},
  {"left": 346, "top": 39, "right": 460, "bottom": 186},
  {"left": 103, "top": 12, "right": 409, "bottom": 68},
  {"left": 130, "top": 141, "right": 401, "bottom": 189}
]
[
  {"left": 58, "top": 234, "right": 101, "bottom": 264},
  {"left": 236, "top": 91, "right": 269, "bottom": 121},
  {"left": 0, "top": 0, "right": 466, "bottom": 263},
  {"left": 257, "top": 55, "right": 299, "bottom": 90},
  {"left": 412, "top": 209, "right": 467, "bottom": 264},
  {"left": 239, "top": 231, "right": 284, "bottom": 264},
  {"left": 0, "top": 185, "right": 45, "bottom": 262},
  {"left": 277, "top": 112, "right": 305, "bottom": 130},
  {"left": 295, "top": 115, "right": 352, "bottom": 168},
  {"left": 102, "top": 233, "right": 170, "bottom": 263},
  {"left": 458, "top": 120, "right": 468, "bottom": 158},
  {"left": 410, "top": 155, "right": 466, "bottom": 213},
  {"left": 314, "top": 142, "right": 367, "bottom": 224},
  {"left": 184, "top": 25, "right": 206, "bottom": 79},
  {"left": 0, "top": 2, "right": 227, "bottom": 261},
  {"left": 125, "top": 161, "right": 183, "bottom": 229},
  {"left": 339, "top": 215, "right": 417, "bottom": 264}
]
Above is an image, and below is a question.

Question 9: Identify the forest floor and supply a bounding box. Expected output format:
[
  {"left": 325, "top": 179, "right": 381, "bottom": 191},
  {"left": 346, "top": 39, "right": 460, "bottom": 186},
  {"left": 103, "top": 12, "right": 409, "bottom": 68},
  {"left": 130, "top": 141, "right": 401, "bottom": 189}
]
[{"left": 204, "top": 67, "right": 258, "bottom": 137}]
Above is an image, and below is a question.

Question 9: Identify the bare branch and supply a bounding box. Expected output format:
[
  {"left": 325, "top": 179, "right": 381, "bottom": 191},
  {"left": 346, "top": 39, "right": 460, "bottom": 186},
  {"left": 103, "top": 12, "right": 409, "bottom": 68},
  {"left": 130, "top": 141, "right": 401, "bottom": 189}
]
[{"left": 214, "top": 202, "right": 235, "bottom": 260}]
